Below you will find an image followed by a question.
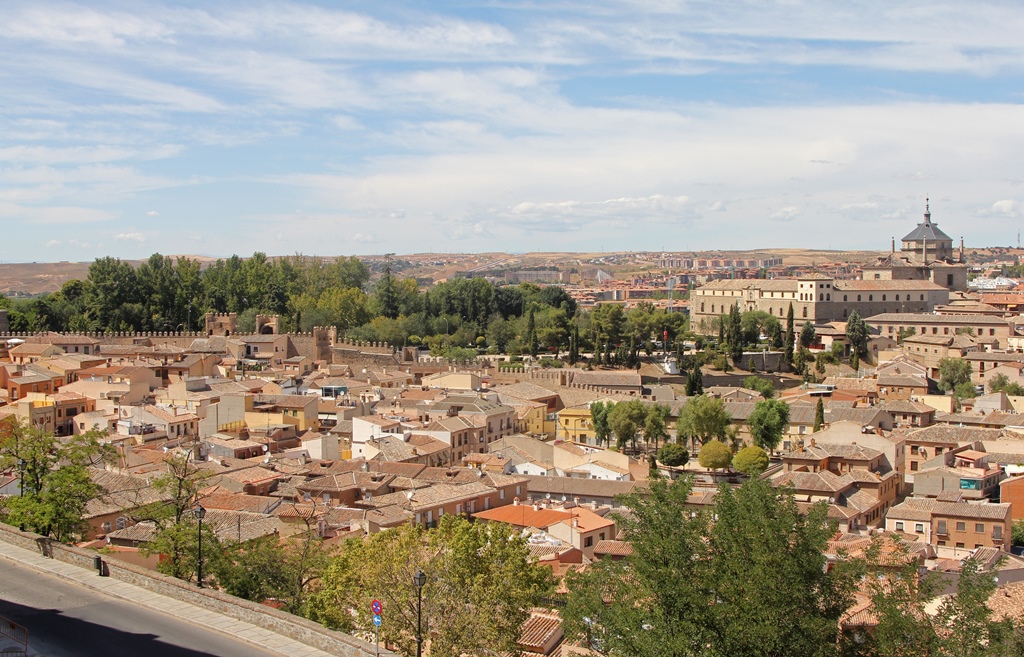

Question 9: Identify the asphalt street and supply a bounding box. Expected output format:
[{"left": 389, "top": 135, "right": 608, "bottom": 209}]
[{"left": 0, "top": 558, "right": 280, "bottom": 657}]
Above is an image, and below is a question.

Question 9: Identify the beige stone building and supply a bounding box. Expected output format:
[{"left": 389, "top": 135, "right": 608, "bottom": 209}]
[
  {"left": 691, "top": 276, "right": 947, "bottom": 334},
  {"left": 691, "top": 207, "right": 966, "bottom": 335}
]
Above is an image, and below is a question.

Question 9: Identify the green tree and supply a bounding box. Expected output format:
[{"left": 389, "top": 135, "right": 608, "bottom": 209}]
[
  {"left": 307, "top": 515, "right": 552, "bottom": 657},
  {"left": 375, "top": 254, "right": 400, "bottom": 320},
  {"left": 608, "top": 400, "right": 649, "bottom": 452},
  {"left": 525, "top": 305, "right": 538, "bottom": 357},
  {"left": 589, "top": 401, "right": 615, "bottom": 447},
  {"left": 743, "top": 375, "right": 776, "bottom": 399},
  {"left": 954, "top": 381, "right": 979, "bottom": 401},
  {"left": 988, "top": 373, "right": 1024, "bottom": 396},
  {"left": 784, "top": 303, "right": 795, "bottom": 367},
  {"left": 685, "top": 361, "right": 704, "bottom": 396},
  {"left": 1013, "top": 520, "right": 1024, "bottom": 548},
  {"left": 799, "top": 321, "right": 816, "bottom": 349},
  {"left": 678, "top": 395, "right": 732, "bottom": 453},
  {"left": 733, "top": 445, "right": 769, "bottom": 475},
  {"left": 845, "top": 310, "right": 868, "bottom": 358},
  {"left": 139, "top": 453, "right": 214, "bottom": 582},
  {"left": 697, "top": 439, "right": 732, "bottom": 470},
  {"left": 0, "top": 420, "right": 111, "bottom": 542},
  {"left": 728, "top": 304, "right": 743, "bottom": 362},
  {"left": 814, "top": 397, "right": 825, "bottom": 433},
  {"left": 563, "top": 477, "right": 856, "bottom": 657},
  {"left": 642, "top": 403, "right": 671, "bottom": 452},
  {"left": 656, "top": 443, "right": 689, "bottom": 467},
  {"left": 214, "top": 534, "right": 292, "bottom": 603},
  {"left": 938, "top": 357, "right": 973, "bottom": 393},
  {"left": 748, "top": 399, "right": 790, "bottom": 452}
]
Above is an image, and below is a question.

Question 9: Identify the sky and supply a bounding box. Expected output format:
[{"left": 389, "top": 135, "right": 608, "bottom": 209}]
[{"left": 3, "top": 0, "right": 1024, "bottom": 263}]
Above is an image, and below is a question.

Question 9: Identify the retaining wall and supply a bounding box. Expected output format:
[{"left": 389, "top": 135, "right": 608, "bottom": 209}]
[{"left": 0, "top": 523, "right": 385, "bottom": 657}]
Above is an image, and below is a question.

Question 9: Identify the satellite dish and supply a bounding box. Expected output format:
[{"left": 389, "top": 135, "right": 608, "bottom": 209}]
[
  {"left": 262, "top": 445, "right": 269, "bottom": 452},
  {"left": 545, "top": 493, "right": 551, "bottom": 499},
  {"left": 406, "top": 491, "right": 415, "bottom": 500},
  {"left": 162, "top": 446, "right": 168, "bottom": 453}
]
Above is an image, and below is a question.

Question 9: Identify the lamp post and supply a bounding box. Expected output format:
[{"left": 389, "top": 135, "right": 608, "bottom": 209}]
[
  {"left": 17, "top": 458, "right": 25, "bottom": 496},
  {"left": 413, "top": 569, "right": 427, "bottom": 657},
  {"left": 193, "top": 505, "right": 206, "bottom": 588}
]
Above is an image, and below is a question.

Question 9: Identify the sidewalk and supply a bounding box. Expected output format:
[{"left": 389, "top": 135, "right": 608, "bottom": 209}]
[{"left": 0, "top": 540, "right": 339, "bottom": 657}]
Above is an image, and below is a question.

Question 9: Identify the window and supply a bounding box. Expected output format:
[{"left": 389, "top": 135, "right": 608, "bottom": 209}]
[
  {"left": 895, "top": 294, "right": 900, "bottom": 301},
  {"left": 975, "top": 523, "right": 984, "bottom": 533},
  {"left": 584, "top": 536, "right": 593, "bottom": 548},
  {"left": 910, "top": 462, "right": 918, "bottom": 471},
  {"left": 882, "top": 295, "right": 887, "bottom": 301},
  {"left": 499, "top": 489, "right": 505, "bottom": 500},
  {"left": 937, "top": 520, "right": 948, "bottom": 534},
  {"left": 869, "top": 295, "right": 873, "bottom": 301},
  {"left": 994, "top": 525, "right": 1003, "bottom": 540},
  {"left": 844, "top": 295, "right": 848, "bottom": 301},
  {"left": 895, "top": 521, "right": 904, "bottom": 531},
  {"left": 956, "top": 522, "right": 966, "bottom": 532},
  {"left": 915, "top": 523, "right": 925, "bottom": 533},
  {"left": 911, "top": 445, "right": 919, "bottom": 454},
  {"left": 956, "top": 542, "right": 965, "bottom": 549},
  {"left": 857, "top": 295, "right": 862, "bottom": 301},
  {"left": 960, "top": 479, "right": 981, "bottom": 490}
]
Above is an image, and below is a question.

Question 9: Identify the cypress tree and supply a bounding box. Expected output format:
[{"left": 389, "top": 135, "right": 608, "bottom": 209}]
[
  {"left": 784, "top": 303, "right": 795, "bottom": 367},
  {"left": 526, "top": 306, "right": 537, "bottom": 357},
  {"left": 814, "top": 397, "right": 825, "bottom": 432}
]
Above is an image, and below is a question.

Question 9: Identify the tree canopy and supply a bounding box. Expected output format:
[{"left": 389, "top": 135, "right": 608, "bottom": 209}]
[
  {"left": 307, "top": 514, "right": 553, "bottom": 657},
  {"left": 733, "top": 445, "right": 769, "bottom": 475},
  {"left": 677, "top": 395, "right": 732, "bottom": 451},
  {"left": 938, "top": 357, "right": 973, "bottom": 393},
  {"left": 563, "top": 476, "right": 857, "bottom": 657},
  {"left": 697, "top": 439, "right": 732, "bottom": 471},
  {"left": 748, "top": 399, "right": 790, "bottom": 452}
]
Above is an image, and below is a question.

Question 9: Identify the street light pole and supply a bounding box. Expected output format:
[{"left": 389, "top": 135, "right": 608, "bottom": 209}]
[
  {"left": 193, "top": 505, "right": 206, "bottom": 588},
  {"left": 414, "top": 569, "right": 427, "bottom": 657}
]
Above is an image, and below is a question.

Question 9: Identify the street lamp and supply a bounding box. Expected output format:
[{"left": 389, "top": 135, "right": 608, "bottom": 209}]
[
  {"left": 193, "top": 505, "right": 206, "bottom": 588},
  {"left": 17, "top": 458, "right": 25, "bottom": 496},
  {"left": 413, "top": 569, "right": 427, "bottom": 657}
]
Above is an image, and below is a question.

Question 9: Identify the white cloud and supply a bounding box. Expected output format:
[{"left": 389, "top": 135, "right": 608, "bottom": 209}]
[
  {"left": 352, "top": 232, "right": 377, "bottom": 243},
  {"left": 114, "top": 231, "right": 145, "bottom": 242},
  {"left": 44, "top": 239, "right": 60, "bottom": 247},
  {"left": 990, "top": 199, "right": 1024, "bottom": 217},
  {"left": 146, "top": 210, "right": 159, "bottom": 216},
  {"left": 769, "top": 206, "right": 800, "bottom": 221}
]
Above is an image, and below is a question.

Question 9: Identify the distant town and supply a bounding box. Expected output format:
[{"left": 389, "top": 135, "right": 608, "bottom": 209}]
[{"left": 1, "top": 202, "right": 1023, "bottom": 655}]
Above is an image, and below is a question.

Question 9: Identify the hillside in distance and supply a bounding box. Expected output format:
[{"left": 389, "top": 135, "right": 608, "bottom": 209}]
[{"left": 0, "top": 247, "right": 1018, "bottom": 297}]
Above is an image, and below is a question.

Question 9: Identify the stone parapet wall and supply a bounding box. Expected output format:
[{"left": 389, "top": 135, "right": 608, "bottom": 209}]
[{"left": 0, "top": 522, "right": 385, "bottom": 657}]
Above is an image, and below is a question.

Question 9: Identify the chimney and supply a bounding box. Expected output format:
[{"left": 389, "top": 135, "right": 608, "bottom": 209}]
[
  {"left": 572, "top": 518, "right": 579, "bottom": 528},
  {"left": 513, "top": 496, "right": 520, "bottom": 506}
]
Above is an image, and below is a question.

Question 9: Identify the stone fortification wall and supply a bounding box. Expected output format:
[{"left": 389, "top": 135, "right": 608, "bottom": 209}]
[{"left": 0, "top": 522, "right": 386, "bottom": 656}]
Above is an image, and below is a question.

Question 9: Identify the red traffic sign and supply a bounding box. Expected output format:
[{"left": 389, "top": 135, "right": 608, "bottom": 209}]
[{"left": 371, "top": 599, "right": 382, "bottom": 615}]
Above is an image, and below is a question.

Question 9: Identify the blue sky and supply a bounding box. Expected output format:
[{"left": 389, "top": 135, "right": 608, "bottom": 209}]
[{"left": 3, "top": 0, "right": 1024, "bottom": 262}]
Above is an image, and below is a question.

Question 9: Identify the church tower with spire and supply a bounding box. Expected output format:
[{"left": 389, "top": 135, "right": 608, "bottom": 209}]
[
  {"left": 861, "top": 199, "right": 967, "bottom": 291},
  {"left": 900, "top": 198, "right": 955, "bottom": 262}
]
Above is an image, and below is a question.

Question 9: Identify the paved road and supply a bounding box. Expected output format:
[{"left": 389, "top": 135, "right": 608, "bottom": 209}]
[{"left": 0, "top": 558, "right": 280, "bottom": 657}]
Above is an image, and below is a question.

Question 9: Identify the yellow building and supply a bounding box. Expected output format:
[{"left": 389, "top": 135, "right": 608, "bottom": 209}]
[{"left": 557, "top": 404, "right": 594, "bottom": 444}]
